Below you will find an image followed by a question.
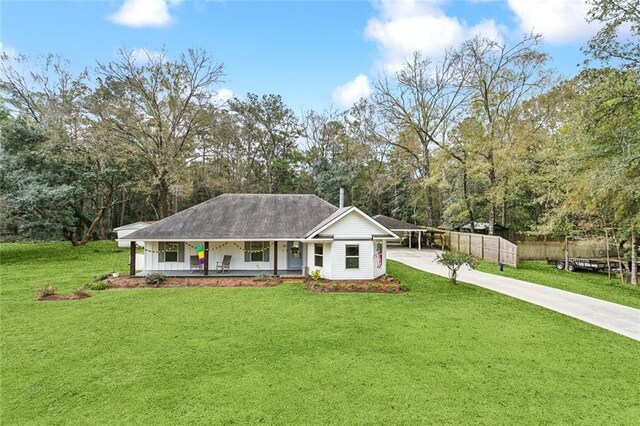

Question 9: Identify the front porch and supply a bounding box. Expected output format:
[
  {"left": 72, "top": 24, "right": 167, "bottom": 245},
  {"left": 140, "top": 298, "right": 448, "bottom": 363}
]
[
  {"left": 129, "top": 239, "right": 307, "bottom": 277},
  {"left": 136, "top": 269, "right": 304, "bottom": 278}
]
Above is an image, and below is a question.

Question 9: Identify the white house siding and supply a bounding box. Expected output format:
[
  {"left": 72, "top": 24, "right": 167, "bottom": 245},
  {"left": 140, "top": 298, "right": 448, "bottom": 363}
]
[
  {"left": 329, "top": 240, "right": 374, "bottom": 280},
  {"left": 306, "top": 242, "right": 332, "bottom": 279},
  {"left": 135, "top": 253, "right": 145, "bottom": 270},
  {"left": 319, "top": 211, "right": 383, "bottom": 238},
  {"left": 117, "top": 228, "right": 146, "bottom": 247}
]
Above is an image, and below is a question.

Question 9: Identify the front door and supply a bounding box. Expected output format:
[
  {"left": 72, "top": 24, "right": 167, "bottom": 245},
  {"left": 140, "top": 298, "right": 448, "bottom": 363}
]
[{"left": 287, "top": 241, "right": 303, "bottom": 270}]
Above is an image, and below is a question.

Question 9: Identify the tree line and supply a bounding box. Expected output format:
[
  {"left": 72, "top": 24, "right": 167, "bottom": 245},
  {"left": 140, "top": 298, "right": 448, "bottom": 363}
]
[{"left": 0, "top": 0, "right": 637, "bottom": 282}]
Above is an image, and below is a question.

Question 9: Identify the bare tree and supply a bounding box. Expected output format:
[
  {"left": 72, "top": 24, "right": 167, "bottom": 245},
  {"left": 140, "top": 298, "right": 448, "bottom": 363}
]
[
  {"left": 94, "top": 48, "right": 224, "bottom": 218},
  {"left": 373, "top": 50, "right": 471, "bottom": 226}
]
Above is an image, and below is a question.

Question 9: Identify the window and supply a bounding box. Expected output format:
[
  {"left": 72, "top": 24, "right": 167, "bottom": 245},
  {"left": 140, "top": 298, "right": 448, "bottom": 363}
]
[
  {"left": 245, "top": 242, "right": 270, "bottom": 262},
  {"left": 345, "top": 244, "right": 359, "bottom": 269},
  {"left": 314, "top": 244, "right": 323, "bottom": 267},
  {"left": 165, "top": 243, "right": 179, "bottom": 262},
  {"left": 159, "top": 242, "right": 182, "bottom": 263}
]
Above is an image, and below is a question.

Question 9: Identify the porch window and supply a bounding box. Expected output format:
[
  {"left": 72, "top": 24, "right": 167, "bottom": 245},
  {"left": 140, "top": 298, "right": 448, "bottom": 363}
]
[
  {"left": 314, "top": 244, "right": 323, "bottom": 267},
  {"left": 345, "top": 245, "right": 359, "bottom": 269},
  {"left": 158, "top": 242, "right": 184, "bottom": 263},
  {"left": 244, "top": 242, "right": 270, "bottom": 262}
]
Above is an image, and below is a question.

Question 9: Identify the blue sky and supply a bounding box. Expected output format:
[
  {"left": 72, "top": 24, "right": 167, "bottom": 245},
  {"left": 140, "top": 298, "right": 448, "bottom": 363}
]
[{"left": 1, "top": 0, "right": 600, "bottom": 113}]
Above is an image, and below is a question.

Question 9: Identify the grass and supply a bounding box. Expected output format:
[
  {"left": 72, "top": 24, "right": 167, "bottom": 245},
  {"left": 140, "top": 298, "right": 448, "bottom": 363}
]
[
  {"left": 1, "top": 241, "right": 639, "bottom": 424},
  {"left": 477, "top": 260, "right": 640, "bottom": 310}
]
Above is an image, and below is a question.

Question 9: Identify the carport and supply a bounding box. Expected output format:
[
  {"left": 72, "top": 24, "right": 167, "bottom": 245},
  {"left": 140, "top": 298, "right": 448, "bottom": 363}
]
[{"left": 372, "top": 214, "right": 437, "bottom": 250}]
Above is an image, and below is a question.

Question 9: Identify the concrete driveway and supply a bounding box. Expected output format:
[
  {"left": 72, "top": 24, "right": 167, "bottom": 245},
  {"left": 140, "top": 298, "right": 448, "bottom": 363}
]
[{"left": 388, "top": 247, "right": 640, "bottom": 341}]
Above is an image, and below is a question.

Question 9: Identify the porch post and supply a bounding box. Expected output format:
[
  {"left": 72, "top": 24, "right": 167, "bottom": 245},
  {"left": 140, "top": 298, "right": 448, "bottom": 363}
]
[
  {"left": 273, "top": 241, "right": 278, "bottom": 276},
  {"left": 302, "top": 242, "right": 308, "bottom": 276},
  {"left": 418, "top": 231, "right": 421, "bottom": 250},
  {"left": 129, "top": 241, "right": 136, "bottom": 276},
  {"left": 204, "top": 241, "right": 209, "bottom": 276},
  {"left": 409, "top": 231, "right": 412, "bottom": 249}
]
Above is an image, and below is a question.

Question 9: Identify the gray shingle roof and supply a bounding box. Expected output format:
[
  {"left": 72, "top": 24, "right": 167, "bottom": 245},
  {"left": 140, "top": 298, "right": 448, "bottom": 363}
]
[
  {"left": 372, "top": 214, "right": 425, "bottom": 231},
  {"left": 125, "top": 194, "right": 338, "bottom": 240}
]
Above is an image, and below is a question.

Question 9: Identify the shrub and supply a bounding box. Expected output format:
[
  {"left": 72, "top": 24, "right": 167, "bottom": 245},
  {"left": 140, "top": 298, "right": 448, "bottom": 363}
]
[
  {"left": 435, "top": 251, "right": 478, "bottom": 284},
  {"left": 73, "top": 285, "right": 89, "bottom": 296},
  {"left": 145, "top": 273, "right": 167, "bottom": 286},
  {"left": 253, "top": 273, "right": 269, "bottom": 282},
  {"left": 37, "top": 284, "right": 57, "bottom": 298},
  {"left": 87, "top": 281, "right": 108, "bottom": 291},
  {"left": 309, "top": 269, "right": 322, "bottom": 281}
]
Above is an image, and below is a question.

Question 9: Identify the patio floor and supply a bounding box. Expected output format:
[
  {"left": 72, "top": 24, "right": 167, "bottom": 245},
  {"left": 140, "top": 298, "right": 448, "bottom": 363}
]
[{"left": 136, "top": 269, "right": 304, "bottom": 278}]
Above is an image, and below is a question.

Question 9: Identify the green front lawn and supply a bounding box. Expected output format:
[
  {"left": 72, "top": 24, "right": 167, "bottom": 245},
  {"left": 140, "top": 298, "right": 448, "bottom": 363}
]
[
  {"left": 2, "top": 242, "right": 639, "bottom": 424},
  {"left": 477, "top": 260, "right": 640, "bottom": 309}
]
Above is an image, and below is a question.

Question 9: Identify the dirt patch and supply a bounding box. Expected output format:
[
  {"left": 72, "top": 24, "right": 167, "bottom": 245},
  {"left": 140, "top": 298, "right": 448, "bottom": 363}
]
[
  {"left": 101, "top": 273, "right": 403, "bottom": 293},
  {"left": 108, "top": 275, "right": 283, "bottom": 289},
  {"left": 306, "top": 275, "right": 405, "bottom": 293},
  {"left": 37, "top": 293, "right": 92, "bottom": 301}
]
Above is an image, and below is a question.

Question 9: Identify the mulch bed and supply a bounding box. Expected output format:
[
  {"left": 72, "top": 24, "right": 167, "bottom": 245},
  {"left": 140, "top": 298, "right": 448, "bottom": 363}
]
[
  {"left": 95, "top": 273, "right": 404, "bottom": 293},
  {"left": 107, "top": 275, "right": 282, "bottom": 289},
  {"left": 306, "top": 275, "right": 404, "bottom": 293},
  {"left": 37, "top": 294, "right": 91, "bottom": 301}
]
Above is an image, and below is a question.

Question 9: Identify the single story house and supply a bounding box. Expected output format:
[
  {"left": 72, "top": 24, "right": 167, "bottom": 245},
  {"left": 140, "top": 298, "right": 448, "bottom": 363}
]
[
  {"left": 122, "top": 194, "right": 399, "bottom": 280},
  {"left": 114, "top": 221, "right": 155, "bottom": 248}
]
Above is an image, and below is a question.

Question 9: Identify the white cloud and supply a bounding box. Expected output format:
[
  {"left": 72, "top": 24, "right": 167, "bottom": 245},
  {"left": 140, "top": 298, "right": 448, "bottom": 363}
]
[
  {"left": 109, "top": 0, "right": 182, "bottom": 28},
  {"left": 507, "top": 0, "right": 597, "bottom": 43},
  {"left": 332, "top": 74, "right": 372, "bottom": 107},
  {"left": 365, "top": 0, "right": 503, "bottom": 71},
  {"left": 212, "top": 88, "right": 234, "bottom": 106},
  {"left": 0, "top": 41, "right": 17, "bottom": 59},
  {"left": 130, "top": 47, "right": 164, "bottom": 63}
]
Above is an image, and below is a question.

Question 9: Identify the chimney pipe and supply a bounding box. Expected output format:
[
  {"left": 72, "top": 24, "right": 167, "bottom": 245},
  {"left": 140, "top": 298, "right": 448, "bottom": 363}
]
[{"left": 339, "top": 187, "right": 345, "bottom": 208}]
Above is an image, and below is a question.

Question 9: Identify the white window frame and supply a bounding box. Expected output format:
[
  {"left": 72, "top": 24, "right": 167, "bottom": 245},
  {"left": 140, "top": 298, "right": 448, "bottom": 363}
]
[
  {"left": 345, "top": 244, "right": 359, "bottom": 269},
  {"left": 314, "top": 243, "right": 323, "bottom": 267}
]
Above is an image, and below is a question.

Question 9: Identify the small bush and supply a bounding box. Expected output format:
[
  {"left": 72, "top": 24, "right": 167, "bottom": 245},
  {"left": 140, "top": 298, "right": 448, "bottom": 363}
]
[
  {"left": 252, "top": 273, "right": 269, "bottom": 282},
  {"left": 73, "top": 285, "right": 89, "bottom": 296},
  {"left": 145, "top": 273, "right": 167, "bottom": 286},
  {"left": 435, "top": 251, "right": 478, "bottom": 284},
  {"left": 331, "top": 282, "right": 339, "bottom": 290},
  {"left": 310, "top": 269, "right": 322, "bottom": 281},
  {"left": 87, "top": 281, "right": 108, "bottom": 291},
  {"left": 37, "top": 284, "right": 57, "bottom": 298}
]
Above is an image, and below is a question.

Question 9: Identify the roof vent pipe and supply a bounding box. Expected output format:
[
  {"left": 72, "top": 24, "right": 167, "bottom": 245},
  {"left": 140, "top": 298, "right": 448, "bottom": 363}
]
[{"left": 339, "top": 187, "right": 345, "bottom": 208}]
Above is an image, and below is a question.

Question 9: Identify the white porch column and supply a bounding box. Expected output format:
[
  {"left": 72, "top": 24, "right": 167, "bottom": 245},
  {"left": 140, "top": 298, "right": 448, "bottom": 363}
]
[
  {"left": 409, "top": 231, "right": 412, "bottom": 249},
  {"left": 418, "top": 231, "right": 421, "bottom": 250}
]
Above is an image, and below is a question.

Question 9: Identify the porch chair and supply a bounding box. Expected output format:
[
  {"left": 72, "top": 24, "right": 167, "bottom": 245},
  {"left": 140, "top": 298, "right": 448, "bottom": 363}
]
[
  {"left": 190, "top": 255, "right": 202, "bottom": 273},
  {"left": 217, "top": 255, "right": 232, "bottom": 273}
]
